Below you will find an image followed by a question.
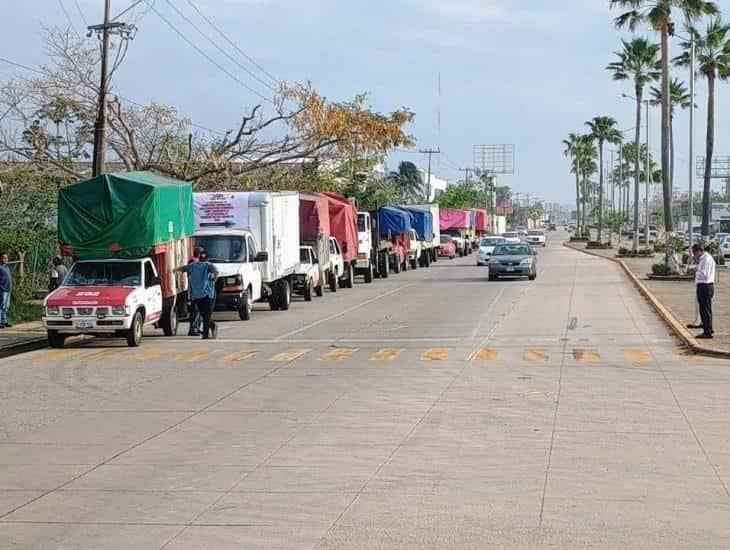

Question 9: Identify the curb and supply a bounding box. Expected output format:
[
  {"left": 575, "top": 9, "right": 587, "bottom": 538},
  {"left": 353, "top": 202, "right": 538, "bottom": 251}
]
[
  {"left": 0, "top": 337, "right": 48, "bottom": 359},
  {"left": 563, "top": 241, "right": 730, "bottom": 359}
]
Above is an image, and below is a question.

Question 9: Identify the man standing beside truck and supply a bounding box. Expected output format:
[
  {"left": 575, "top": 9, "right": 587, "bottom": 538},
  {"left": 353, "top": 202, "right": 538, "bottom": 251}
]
[
  {"left": 177, "top": 251, "right": 219, "bottom": 339},
  {"left": 0, "top": 252, "right": 11, "bottom": 328}
]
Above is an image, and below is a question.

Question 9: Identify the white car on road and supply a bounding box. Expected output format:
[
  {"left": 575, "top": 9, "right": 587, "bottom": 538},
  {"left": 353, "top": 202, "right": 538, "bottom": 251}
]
[
  {"left": 526, "top": 229, "right": 547, "bottom": 247},
  {"left": 502, "top": 231, "right": 521, "bottom": 244},
  {"left": 477, "top": 236, "right": 506, "bottom": 266}
]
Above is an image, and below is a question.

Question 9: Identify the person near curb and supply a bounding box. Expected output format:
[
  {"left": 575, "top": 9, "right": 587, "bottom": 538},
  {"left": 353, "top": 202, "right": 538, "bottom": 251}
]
[
  {"left": 687, "top": 243, "right": 716, "bottom": 340},
  {"left": 0, "top": 252, "right": 12, "bottom": 328},
  {"left": 186, "top": 247, "right": 203, "bottom": 336},
  {"left": 49, "top": 256, "right": 68, "bottom": 291},
  {"left": 176, "top": 251, "right": 219, "bottom": 339}
]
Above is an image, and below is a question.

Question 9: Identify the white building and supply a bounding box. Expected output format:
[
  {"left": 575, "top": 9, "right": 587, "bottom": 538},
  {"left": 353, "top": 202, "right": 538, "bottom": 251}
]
[{"left": 420, "top": 169, "right": 448, "bottom": 202}]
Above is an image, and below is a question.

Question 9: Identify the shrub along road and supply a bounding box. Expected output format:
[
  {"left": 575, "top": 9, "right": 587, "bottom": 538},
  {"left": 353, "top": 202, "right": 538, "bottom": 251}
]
[{"left": 1, "top": 235, "right": 729, "bottom": 549}]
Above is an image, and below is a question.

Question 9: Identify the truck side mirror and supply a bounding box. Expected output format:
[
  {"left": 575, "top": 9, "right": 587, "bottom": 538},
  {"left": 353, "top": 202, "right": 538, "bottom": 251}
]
[{"left": 254, "top": 251, "right": 269, "bottom": 263}]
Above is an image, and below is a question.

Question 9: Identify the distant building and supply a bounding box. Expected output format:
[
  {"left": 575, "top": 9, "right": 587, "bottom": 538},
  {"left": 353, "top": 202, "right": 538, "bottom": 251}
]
[{"left": 419, "top": 169, "right": 447, "bottom": 202}]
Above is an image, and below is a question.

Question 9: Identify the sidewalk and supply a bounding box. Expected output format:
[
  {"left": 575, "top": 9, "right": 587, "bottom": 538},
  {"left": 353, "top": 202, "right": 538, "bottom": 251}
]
[
  {"left": 566, "top": 237, "right": 730, "bottom": 354},
  {"left": 0, "top": 321, "right": 48, "bottom": 358}
]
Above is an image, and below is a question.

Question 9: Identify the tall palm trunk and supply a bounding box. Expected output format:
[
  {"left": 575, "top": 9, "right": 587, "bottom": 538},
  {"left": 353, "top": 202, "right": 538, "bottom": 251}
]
[
  {"left": 702, "top": 72, "right": 716, "bottom": 237},
  {"left": 670, "top": 113, "right": 675, "bottom": 200},
  {"left": 661, "top": 23, "right": 674, "bottom": 232},
  {"left": 575, "top": 161, "right": 581, "bottom": 237},
  {"left": 633, "top": 91, "right": 643, "bottom": 252},
  {"left": 597, "top": 140, "right": 605, "bottom": 242}
]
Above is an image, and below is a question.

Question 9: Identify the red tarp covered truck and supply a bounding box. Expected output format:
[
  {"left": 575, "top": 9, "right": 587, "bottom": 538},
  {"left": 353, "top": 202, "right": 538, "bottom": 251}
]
[
  {"left": 299, "top": 193, "right": 333, "bottom": 294},
  {"left": 440, "top": 208, "right": 472, "bottom": 257},
  {"left": 44, "top": 172, "right": 194, "bottom": 348},
  {"left": 323, "top": 192, "right": 359, "bottom": 288}
]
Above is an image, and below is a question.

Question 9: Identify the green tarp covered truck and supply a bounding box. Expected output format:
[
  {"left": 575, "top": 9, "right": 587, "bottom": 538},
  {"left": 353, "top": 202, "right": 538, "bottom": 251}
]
[{"left": 43, "top": 172, "right": 194, "bottom": 347}]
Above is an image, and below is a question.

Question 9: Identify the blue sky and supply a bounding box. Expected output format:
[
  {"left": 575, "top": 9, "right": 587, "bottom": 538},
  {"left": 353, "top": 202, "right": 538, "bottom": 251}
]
[{"left": 2, "top": 0, "right": 729, "bottom": 202}]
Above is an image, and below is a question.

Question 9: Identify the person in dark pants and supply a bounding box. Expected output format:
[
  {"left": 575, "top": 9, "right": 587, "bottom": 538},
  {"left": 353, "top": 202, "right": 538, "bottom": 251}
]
[
  {"left": 176, "top": 251, "right": 219, "bottom": 339},
  {"left": 187, "top": 247, "right": 203, "bottom": 336},
  {"left": 0, "top": 252, "right": 11, "bottom": 328},
  {"left": 687, "top": 244, "right": 716, "bottom": 339}
]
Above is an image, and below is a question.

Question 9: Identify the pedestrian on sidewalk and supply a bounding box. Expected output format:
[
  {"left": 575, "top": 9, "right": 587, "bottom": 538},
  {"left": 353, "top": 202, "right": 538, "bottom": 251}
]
[
  {"left": 176, "top": 250, "right": 219, "bottom": 339},
  {"left": 49, "top": 256, "right": 68, "bottom": 291},
  {"left": 0, "top": 252, "right": 12, "bottom": 328},
  {"left": 688, "top": 244, "right": 716, "bottom": 339}
]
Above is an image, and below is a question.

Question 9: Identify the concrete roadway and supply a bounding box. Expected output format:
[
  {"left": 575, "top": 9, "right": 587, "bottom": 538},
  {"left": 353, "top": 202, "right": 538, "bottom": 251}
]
[{"left": 1, "top": 234, "right": 730, "bottom": 549}]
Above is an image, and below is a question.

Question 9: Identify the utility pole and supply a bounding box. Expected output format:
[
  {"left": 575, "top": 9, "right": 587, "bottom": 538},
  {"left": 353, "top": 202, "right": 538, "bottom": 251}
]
[
  {"left": 458, "top": 168, "right": 473, "bottom": 186},
  {"left": 418, "top": 148, "right": 440, "bottom": 202},
  {"left": 88, "top": 1, "right": 136, "bottom": 177}
]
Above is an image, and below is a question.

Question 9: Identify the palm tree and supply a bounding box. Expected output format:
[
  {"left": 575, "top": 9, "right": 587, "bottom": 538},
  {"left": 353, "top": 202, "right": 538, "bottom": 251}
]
[
  {"left": 580, "top": 147, "right": 599, "bottom": 235},
  {"left": 388, "top": 161, "right": 424, "bottom": 203},
  {"left": 586, "top": 116, "right": 622, "bottom": 242},
  {"left": 675, "top": 17, "right": 730, "bottom": 236},
  {"left": 607, "top": 37, "right": 661, "bottom": 251},
  {"left": 563, "top": 133, "right": 595, "bottom": 237},
  {"left": 650, "top": 78, "right": 692, "bottom": 197},
  {"left": 610, "top": 0, "right": 718, "bottom": 235}
]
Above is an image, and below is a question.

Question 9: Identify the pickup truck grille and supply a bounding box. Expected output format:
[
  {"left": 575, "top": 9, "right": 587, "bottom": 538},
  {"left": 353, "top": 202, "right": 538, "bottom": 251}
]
[{"left": 76, "top": 307, "right": 94, "bottom": 316}]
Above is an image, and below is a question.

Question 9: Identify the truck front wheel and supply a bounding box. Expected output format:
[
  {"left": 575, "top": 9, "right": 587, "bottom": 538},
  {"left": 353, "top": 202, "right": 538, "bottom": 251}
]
[
  {"left": 126, "top": 311, "right": 143, "bottom": 347},
  {"left": 364, "top": 262, "right": 373, "bottom": 283},
  {"left": 411, "top": 258, "right": 418, "bottom": 270},
  {"left": 239, "top": 290, "right": 252, "bottom": 320},
  {"left": 161, "top": 304, "right": 178, "bottom": 337},
  {"left": 279, "top": 280, "right": 292, "bottom": 311},
  {"left": 47, "top": 330, "right": 65, "bottom": 349},
  {"left": 304, "top": 279, "right": 313, "bottom": 302},
  {"left": 345, "top": 264, "right": 354, "bottom": 288},
  {"left": 329, "top": 271, "right": 337, "bottom": 292}
]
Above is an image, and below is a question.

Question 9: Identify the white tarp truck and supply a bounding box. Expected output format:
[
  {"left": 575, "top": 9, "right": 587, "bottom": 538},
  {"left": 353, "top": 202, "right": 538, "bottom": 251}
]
[
  {"left": 194, "top": 191, "right": 300, "bottom": 312},
  {"left": 408, "top": 203, "right": 441, "bottom": 262}
]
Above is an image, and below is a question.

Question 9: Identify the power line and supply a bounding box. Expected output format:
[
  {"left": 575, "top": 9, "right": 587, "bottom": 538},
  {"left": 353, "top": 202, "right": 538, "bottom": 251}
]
[
  {"left": 163, "top": 0, "right": 278, "bottom": 93},
  {"left": 183, "top": 0, "right": 281, "bottom": 87},
  {"left": 142, "top": 0, "right": 273, "bottom": 103},
  {"left": 73, "top": 0, "right": 88, "bottom": 26},
  {"left": 0, "top": 57, "right": 42, "bottom": 74},
  {"left": 57, "top": 0, "right": 79, "bottom": 34}
]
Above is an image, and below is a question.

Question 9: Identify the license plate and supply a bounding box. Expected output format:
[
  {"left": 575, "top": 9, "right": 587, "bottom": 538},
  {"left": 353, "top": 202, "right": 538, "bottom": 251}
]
[
  {"left": 506, "top": 267, "right": 515, "bottom": 272},
  {"left": 74, "top": 319, "right": 93, "bottom": 329}
]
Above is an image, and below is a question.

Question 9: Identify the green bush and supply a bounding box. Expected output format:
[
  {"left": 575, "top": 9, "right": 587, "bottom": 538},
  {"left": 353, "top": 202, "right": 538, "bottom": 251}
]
[{"left": 651, "top": 263, "right": 670, "bottom": 276}]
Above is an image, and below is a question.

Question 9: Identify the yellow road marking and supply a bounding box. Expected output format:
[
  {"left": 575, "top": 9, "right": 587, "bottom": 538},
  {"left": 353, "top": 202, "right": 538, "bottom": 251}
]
[
  {"left": 80, "top": 348, "right": 125, "bottom": 361},
  {"left": 224, "top": 349, "right": 258, "bottom": 362},
  {"left": 268, "top": 349, "right": 311, "bottom": 363},
  {"left": 572, "top": 348, "right": 601, "bottom": 363},
  {"left": 178, "top": 349, "right": 214, "bottom": 363},
  {"left": 623, "top": 348, "right": 654, "bottom": 364},
  {"left": 470, "top": 347, "right": 500, "bottom": 362},
  {"left": 34, "top": 348, "right": 84, "bottom": 361},
  {"left": 320, "top": 347, "right": 358, "bottom": 362},
  {"left": 524, "top": 348, "right": 550, "bottom": 362},
  {"left": 370, "top": 348, "right": 404, "bottom": 362},
  {"left": 127, "top": 347, "right": 166, "bottom": 362},
  {"left": 421, "top": 348, "right": 451, "bottom": 361}
]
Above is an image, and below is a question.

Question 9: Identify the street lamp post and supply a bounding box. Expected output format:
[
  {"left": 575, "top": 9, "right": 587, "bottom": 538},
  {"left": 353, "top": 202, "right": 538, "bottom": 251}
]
[{"left": 689, "top": 33, "right": 696, "bottom": 250}]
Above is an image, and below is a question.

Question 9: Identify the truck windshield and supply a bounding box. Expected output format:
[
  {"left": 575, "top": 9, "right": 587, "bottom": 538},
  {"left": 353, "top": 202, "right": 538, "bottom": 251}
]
[
  {"left": 300, "top": 249, "right": 312, "bottom": 264},
  {"left": 65, "top": 262, "right": 141, "bottom": 286},
  {"left": 194, "top": 236, "right": 246, "bottom": 263},
  {"left": 357, "top": 214, "right": 367, "bottom": 232}
]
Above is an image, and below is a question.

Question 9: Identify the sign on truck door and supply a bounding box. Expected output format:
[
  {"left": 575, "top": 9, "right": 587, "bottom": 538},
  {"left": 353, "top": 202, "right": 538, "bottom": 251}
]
[{"left": 143, "top": 261, "right": 163, "bottom": 323}]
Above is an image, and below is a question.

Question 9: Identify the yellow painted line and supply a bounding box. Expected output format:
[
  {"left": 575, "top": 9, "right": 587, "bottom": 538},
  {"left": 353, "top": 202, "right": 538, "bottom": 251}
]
[
  {"left": 623, "top": 348, "right": 654, "bottom": 364},
  {"left": 34, "top": 348, "right": 84, "bottom": 361},
  {"left": 524, "top": 348, "right": 550, "bottom": 363},
  {"left": 470, "top": 347, "right": 500, "bottom": 362},
  {"left": 370, "top": 348, "right": 405, "bottom": 362},
  {"left": 178, "top": 349, "right": 214, "bottom": 363},
  {"left": 572, "top": 348, "right": 601, "bottom": 363},
  {"left": 79, "top": 348, "right": 125, "bottom": 362},
  {"left": 268, "top": 349, "right": 311, "bottom": 363},
  {"left": 127, "top": 347, "right": 165, "bottom": 362},
  {"left": 320, "top": 347, "right": 358, "bottom": 362},
  {"left": 224, "top": 349, "right": 258, "bottom": 362},
  {"left": 421, "top": 348, "right": 451, "bottom": 362}
]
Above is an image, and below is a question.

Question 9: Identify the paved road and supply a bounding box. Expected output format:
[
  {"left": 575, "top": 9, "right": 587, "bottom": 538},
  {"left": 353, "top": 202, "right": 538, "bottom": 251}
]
[{"left": 1, "top": 235, "right": 729, "bottom": 549}]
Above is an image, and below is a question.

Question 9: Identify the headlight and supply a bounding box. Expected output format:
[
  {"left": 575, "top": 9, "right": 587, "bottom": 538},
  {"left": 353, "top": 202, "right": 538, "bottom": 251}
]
[
  {"left": 520, "top": 258, "right": 534, "bottom": 266},
  {"left": 45, "top": 306, "right": 60, "bottom": 316},
  {"left": 223, "top": 275, "right": 242, "bottom": 286},
  {"left": 111, "top": 305, "right": 129, "bottom": 316}
]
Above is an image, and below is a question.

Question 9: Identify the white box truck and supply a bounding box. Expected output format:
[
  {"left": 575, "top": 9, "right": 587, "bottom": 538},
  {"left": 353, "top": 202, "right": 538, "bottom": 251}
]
[
  {"left": 194, "top": 191, "right": 300, "bottom": 313},
  {"left": 408, "top": 203, "right": 441, "bottom": 262}
]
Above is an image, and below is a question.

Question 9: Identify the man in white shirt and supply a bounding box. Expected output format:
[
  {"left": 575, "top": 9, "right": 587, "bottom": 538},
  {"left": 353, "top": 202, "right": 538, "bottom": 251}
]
[{"left": 688, "top": 244, "right": 716, "bottom": 339}]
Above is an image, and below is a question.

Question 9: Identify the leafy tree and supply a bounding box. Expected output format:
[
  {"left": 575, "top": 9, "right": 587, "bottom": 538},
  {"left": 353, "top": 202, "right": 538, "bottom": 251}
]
[
  {"left": 607, "top": 37, "right": 661, "bottom": 250},
  {"left": 586, "top": 116, "right": 623, "bottom": 242},
  {"left": 610, "top": 0, "right": 719, "bottom": 234},
  {"left": 649, "top": 78, "right": 691, "bottom": 194},
  {"left": 388, "top": 161, "right": 424, "bottom": 203},
  {"left": 438, "top": 184, "right": 484, "bottom": 210},
  {"left": 675, "top": 17, "right": 730, "bottom": 236}
]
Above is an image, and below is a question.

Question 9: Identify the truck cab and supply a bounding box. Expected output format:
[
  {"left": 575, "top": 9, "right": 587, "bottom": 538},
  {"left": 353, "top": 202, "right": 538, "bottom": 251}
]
[
  {"left": 42, "top": 258, "right": 163, "bottom": 348},
  {"left": 294, "top": 246, "right": 322, "bottom": 301},
  {"left": 194, "top": 229, "right": 264, "bottom": 321},
  {"left": 407, "top": 229, "right": 422, "bottom": 269}
]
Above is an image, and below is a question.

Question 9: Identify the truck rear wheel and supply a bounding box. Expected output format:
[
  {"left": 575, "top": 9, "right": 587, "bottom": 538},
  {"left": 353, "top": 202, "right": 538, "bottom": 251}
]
[
  {"left": 269, "top": 289, "right": 280, "bottom": 311},
  {"left": 345, "top": 264, "right": 354, "bottom": 288},
  {"left": 423, "top": 253, "right": 431, "bottom": 267},
  {"left": 279, "top": 280, "right": 291, "bottom": 311},
  {"left": 315, "top": 281, "right": 323, "bottom": 297},
  {"left": 432, "top": 249, "right": 437, "bottom": 263},
  {"left": 161, "top": 303, "right": 178, "bottom": 337},
  {"left": 410, "top": 258, "right": 418, "bottom": 270},
  {"left": 126, "top": 311, "right": 143, "bottom": 347},
  {"left": 364, "top": 263, "right": 373, "bottom": 283},
  {"left": 239, "top": 290, "right": 252, "bottom": 320},
  {"left": 393, "top": 257, "right": 401, "bottom": 274},
  {"left": 380, "top": 253, "right": 389, "bottom": 278},
  {"left": 47, "top": 330, "right": 65, "bottom": 349},
  {"left": 304, "top": 279, "right": 313, "bottom": 302},
  {"left": 329, "top": 271, "right": 337, "bottom": 292}
]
